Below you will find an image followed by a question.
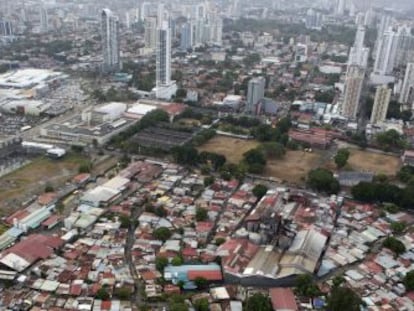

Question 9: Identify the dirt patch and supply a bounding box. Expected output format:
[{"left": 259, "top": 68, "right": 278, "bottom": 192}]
[
  {"left": 346, "top": 149, "right": 401, "bottom": 175},
  {"left": 264, "top": 150, "right": 323, "bottom": 184},
  {"left": 197, "top": 136, "right": 260, "bottom": 164},
  {"left": 0, "top": 154, "right": 89, "bottom": 214}
]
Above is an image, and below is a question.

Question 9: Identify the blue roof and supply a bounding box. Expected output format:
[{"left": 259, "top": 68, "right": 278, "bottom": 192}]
[
  {"left": 164, "top": 264, "right": 221, "bottom": 284},
  {"left": 8, "top": 227, "right": 23, "bottom": 238},
  {"left": 164, "top": 264, "right": 221, "bottom": 274}
]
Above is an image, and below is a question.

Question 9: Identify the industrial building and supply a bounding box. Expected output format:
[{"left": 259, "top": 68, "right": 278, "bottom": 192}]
[{"left": 0, "top": 69, "right": 67, "bottom": 116}]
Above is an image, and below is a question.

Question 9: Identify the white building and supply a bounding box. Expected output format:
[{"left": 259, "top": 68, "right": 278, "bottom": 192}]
[
  {"left": 371, "top": 85, "right": 391, "bottom": 124},
  {"left": 374, "top": 27, "right": 399, "bottom": 76},
  {"left": 348, "top": 26, "right": 370, "bottom": 68},
  {"left": 246, "top": 77, "right": 265, "bottom": 114},
  {"left": 39, "top": 6, "right": 48, "bottom": 33},
  {"left": 101, "top": 9, "right": 120, "bottom": 72},
  {"left": 154, "top": 21, "right": 176, "bottom": 100},
  {"left": 399, "top": 63, "right": 414, "bottom": 109},
  {"left": 144, "top": 16, "right": 158, "bottom": 51}
]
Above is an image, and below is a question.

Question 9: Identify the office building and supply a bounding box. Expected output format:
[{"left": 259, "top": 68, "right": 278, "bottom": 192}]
[
  {"left": 295, "top": 44, "right": 308, "bottom": 63},
  {"left": 209, "top": 16, "right": 223, "bottom": 46},
  {"left": 40, "top": 7, "right": 48, "bottom": 33},
  {"left": 0, "top": 20, "right": 13, "bottom": 37},
  {"left": 180, "top": 22, "right": 193, "bottom": 51},
  {"left": 335, "top": 0, "right": 345, "bottom": 16},
  {"left": 341, "top": 65, "right": 365, "bottom": 119},
  {"left": 154, "top": 21, "right": 177, "bottom": 100},
  {"left": 101, "top": 9, "right": 120, "bottom": 72},
  {"left": 305, "top": 9, "right": 323, "bottom": 30},
  {"left": 374, "top": 27, "right": 399, "bottom": 76},
  {"left": 348, "top": 26, "right": 370, "bottom": 68},
  {"left": 371, "top": 85, "right": 391, "bottom": 124},
  {"left": 395, "top": 26, "right": 414, "bottom": 68},
  {"left": 399, "top": 63, "right": 414, "bottom": 109},
  {"left": 246, "top": 77, "right": 266, "bottom": 114},
  {"left": 144, "top": 16, "right": 158, "bottom": 51}
]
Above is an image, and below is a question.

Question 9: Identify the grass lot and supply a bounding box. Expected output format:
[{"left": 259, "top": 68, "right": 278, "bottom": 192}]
[
  {"left": 198, "top": 136, "right": 323, "bottom": 184},
  {"left": 0, "top": 153, "right": 89, "bottom": 214},
  {"left": 197, "top": 136, "right": 260, "bottom": 164},
  {"left": 346, "top": 148, "right": 401, "bottom": 175},
  {"left": 264, "top": 150, "right": 323, "bottom": 184}
]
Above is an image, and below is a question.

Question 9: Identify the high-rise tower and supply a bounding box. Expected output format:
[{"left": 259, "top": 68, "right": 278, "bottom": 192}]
[{"left": 101, "top": 9, "right": 120, "bottom": 72}]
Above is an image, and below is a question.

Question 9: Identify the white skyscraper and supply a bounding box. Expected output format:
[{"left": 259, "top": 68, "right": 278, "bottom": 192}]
[
  {"left": 335, "top": 0, "right": 345, "bottom": 16},
  {"left": 247, "top": 77, "right": 266, "bottom": 114},
  {"left": 371, "top": 85, "right": 391, "bottom": 124},
  {"left": 154, "top": 21, "right": 177, "bottom": 100},
  {"left": 348, "top": 26, "right": 370, "bottom": 68},
  {"left": 374, "top": 27, "right": 399, "bottom": 76},
  {"left": 40, "top": 6, "right": 48, "bottom": 32},
  {"left": 341, "top": 65, "right": 365, "bottom": 119},
  {"left": 209, "top": 16, "right": 223, "bottom": 46},
  {"left": 399, "top": 63, "right": 414, "bottom": 109},
  {"left": 305, "top": 9, "right": 323, "bottom": 30},
  {"left": 101, "top": 9, "right": 120, "bottom": 72},
  {"left": 144, "top": 16, "right": 158, "bottom": 51},
  {"left": 395, "top": 25, "right": 414, "bottom": 68}
]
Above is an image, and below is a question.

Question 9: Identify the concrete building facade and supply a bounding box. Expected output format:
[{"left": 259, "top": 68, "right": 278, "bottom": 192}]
[{"left": 371, "top": 85, "right": 391, "bottom": 124}]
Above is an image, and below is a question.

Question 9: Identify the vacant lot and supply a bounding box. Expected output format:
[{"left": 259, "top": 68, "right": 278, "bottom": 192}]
[
  {"left": 0, "top": 154, "right": 89, "bottom": 213},
  {"left": 264, "top": 150, "right": 323, "bottom": 184},
  {"left": 198, "top": 136, "right": 260, "bottom": 163},
  {"left": 347, "top": 149, "right": 400, "bottom": 175}
]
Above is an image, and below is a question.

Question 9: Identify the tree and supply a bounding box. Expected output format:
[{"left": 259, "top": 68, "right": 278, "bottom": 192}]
[
  {"left": 215, "top": 237, "right": 226, "bottom": 246},
  {"left": 95, "top": 287, "right": 110, "bottom": 300},
  {"left": 252, "top": 184, "right": 268, "bottom": 200},
  {"left": 376, "top": 129, "right": 407, "bottom": 151},
  {"left": 113, "top": 286, "right": 132, "bottom": 300},
  {"left": 261, "top": 142, "right": 286, "bottom": 159},
  {"left": 171, "top": 145, "right": 199, "bottom": 166},
  {"left": 170, "top": 303, "right": 189, "bottom": 311},
  {"left": 44, "top": 184, "right": 54, "bottom": 193},
  {"left": 194, "top": 276, "right": 208, "bottom": 289},
  {"left": 332, "top": 275, "right": 346, "bottom": 288},
  {"left": 204, "top": 176, "right": 215, "bottom": 187},
  {"left": 295, "top": 274, "right": 321, "bottom": 298},
  {"left": 119, "top": 214, "right": 131, "bottom": 228},
  {"left": 155, "top": 256, "right": 169, "bottom": 272},
  {"left": 193, "top": 298, "right": 209, "bottom": 311},
  {"left": 327, "top": 286, "right": 362, "bottom": 311},
  {"left": 153, "top": 227, "right": 172, "bottom": 242},
  {"left": 307, "top": 168, "right": 340, "bottom": 194},
  {"left": 390, "top": 222, "right": 406, "bottom": 234},
  {"left": 404, "top": 270, "right": 414, "bottom": 291},
  {"left": 244, "top": 293, "right": 272, "bottom": 311},
  {"left": 383, "top": 236, "right": 406, "bottom": 256},
  {"left": 78, "top": 161, "right": 92, "bottom": 173},
  {"left": 397, "top": 165, "right": 414, "bottom": 183},
  {"left": 334, "top": 148, "right": 350, "bottom": 169},
  {"left": 171, "top": 255, "right": 184, "bottom": 266},
  {"left": 196, "top": 208, "right": 208, "bottom": 222},
  {"left": 243, "top": 148, "right": 267, "bottom": 174}
]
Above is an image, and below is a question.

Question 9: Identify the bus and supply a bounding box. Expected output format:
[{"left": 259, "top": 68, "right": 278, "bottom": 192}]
[{"left": 20, "top": 125, "right": 32, "bottom": 132}]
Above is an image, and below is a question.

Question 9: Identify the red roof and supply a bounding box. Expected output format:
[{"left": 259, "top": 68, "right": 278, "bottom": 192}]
[
  {"left": 73, "top": 173, "right": 91, "bottom": 184},
  {"left": 41, "top": 215, "right": 61, "bottom": 227},
  {"left": 70, "top": 284, "right": 82, "bottom": 296},
  {"left": 196, "top": 221, "right": 214, "bottom": 233},
  {"left": 182, "top": 247, "right": 198, "bottom": 257},
  {"left": 101, "top": 300, "right": 111, "bottom": 310},
  {"left": 5, "top": 209, "right": 29, "bottom": 225},
  {"left": 269, "top": 288, "right": 298, "bottom": 311},
  {"left": 188, "top": 270, "right": 223, "bottom": 281},
  {"left": 2, "top": 234, "right": 63, "bottom": 265}
]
